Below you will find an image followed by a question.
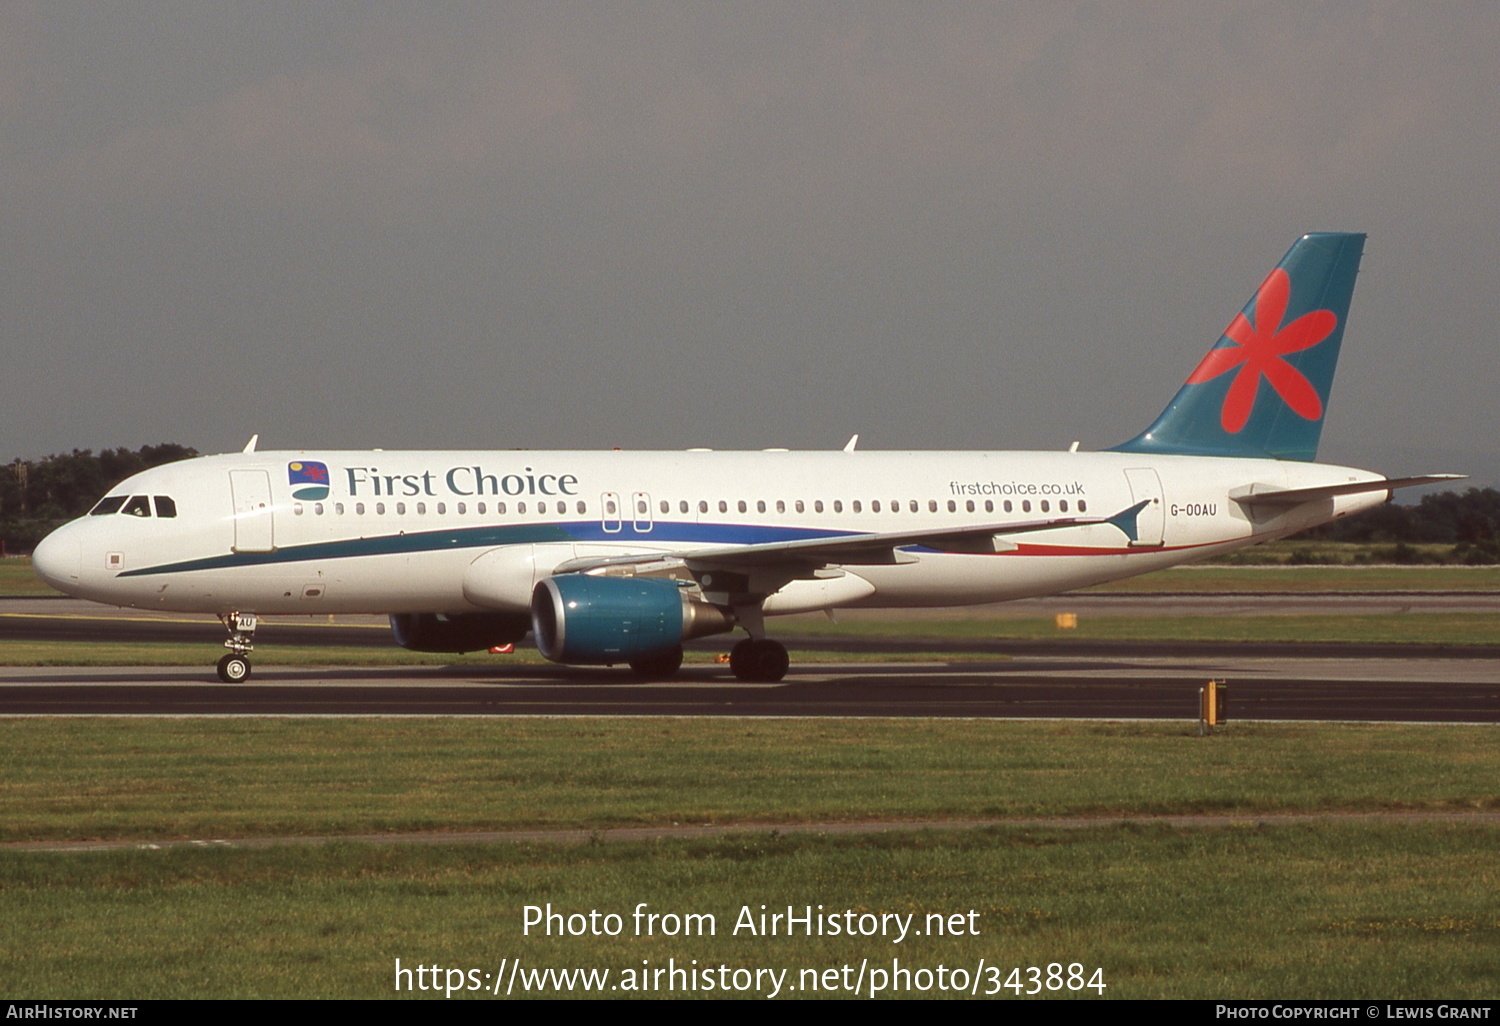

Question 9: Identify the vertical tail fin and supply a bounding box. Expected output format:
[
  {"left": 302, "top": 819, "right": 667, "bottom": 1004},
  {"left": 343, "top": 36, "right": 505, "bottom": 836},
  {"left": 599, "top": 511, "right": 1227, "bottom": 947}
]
[{"left": 1111, "top": 232, "right": 1365, "bottom": 461}]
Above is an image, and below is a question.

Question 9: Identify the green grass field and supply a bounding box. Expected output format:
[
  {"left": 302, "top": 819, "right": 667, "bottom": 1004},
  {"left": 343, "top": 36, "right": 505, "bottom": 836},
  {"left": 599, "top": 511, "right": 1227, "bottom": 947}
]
[
  {"left": 5, "top": 821, "right": 1497, "bottom": 999},
  {"left": 0, "top": 557, "right": 60, "bottom": 595},
  {"left": 2, "top": 720, "right": 1497, "bottom": 999},
  {"left": 4, "top": 720, "right": 1496, "bottom": 844}
]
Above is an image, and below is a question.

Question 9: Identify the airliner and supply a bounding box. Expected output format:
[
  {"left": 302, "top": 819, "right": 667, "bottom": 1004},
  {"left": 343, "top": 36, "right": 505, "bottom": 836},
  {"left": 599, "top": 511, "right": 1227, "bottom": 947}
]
[{"left": 31, "top": 233, "right": 1459, "bottom": 683}]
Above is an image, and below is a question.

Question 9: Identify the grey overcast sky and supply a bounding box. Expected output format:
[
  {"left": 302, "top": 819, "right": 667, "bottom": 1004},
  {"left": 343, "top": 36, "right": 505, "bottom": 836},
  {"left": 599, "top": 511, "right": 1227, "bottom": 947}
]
[{"left": 2, "top": 2, "right": 1497, "bottom": 483}]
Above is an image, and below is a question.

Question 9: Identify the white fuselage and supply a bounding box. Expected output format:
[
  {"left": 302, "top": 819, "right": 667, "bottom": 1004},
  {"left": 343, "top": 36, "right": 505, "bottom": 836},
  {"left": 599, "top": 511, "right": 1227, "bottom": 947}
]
[{"left": 32, "top": 449, "right": 1387, "bottom": 617}]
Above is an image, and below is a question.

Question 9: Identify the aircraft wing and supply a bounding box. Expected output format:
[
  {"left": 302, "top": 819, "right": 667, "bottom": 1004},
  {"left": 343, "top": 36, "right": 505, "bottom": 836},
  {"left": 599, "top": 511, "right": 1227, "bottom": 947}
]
[{"left": 550, "top": 500, "right": 1151, "bottom": 576}]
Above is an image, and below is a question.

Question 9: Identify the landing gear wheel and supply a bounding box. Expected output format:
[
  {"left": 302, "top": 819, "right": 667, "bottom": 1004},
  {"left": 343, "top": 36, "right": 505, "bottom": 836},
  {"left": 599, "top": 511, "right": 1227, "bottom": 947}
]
[
  {"left": 216, "top": 653, "right": 251, "bottom": 683},
  {"left": 729, "top": 638, "right": 789, "bottom": 683},
  {"left": 628, "top": 645, "right": 684, "bottom": 680}
]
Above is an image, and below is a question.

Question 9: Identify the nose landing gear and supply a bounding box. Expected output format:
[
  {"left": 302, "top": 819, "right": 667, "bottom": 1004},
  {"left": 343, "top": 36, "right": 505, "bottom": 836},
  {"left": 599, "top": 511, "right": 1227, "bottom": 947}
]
[{"left": 215, "top": 612, "right": 258, "bottom": 683}]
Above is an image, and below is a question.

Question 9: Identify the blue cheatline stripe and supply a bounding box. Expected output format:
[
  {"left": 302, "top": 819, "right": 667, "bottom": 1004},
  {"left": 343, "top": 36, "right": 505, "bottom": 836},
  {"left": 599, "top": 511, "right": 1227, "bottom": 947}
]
[{"left": 117, "top": 520, "right": 855, "bottom": 578}]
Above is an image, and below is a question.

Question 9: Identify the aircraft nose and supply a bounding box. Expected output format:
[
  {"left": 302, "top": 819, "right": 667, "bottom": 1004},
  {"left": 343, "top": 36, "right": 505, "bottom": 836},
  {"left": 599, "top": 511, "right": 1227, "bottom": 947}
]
[{"left": 31, "top": 527, "right": 82, "bottom": 592}]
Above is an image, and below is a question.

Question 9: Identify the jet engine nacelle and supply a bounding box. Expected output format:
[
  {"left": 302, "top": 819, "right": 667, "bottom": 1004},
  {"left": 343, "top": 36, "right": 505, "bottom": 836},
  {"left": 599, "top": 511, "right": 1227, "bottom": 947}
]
[
  {"left": 530, "top": 574, "right": 733, "bottom": 664},
  {"left": 389, "top": 611, "right": 531, "bottom": 653}
]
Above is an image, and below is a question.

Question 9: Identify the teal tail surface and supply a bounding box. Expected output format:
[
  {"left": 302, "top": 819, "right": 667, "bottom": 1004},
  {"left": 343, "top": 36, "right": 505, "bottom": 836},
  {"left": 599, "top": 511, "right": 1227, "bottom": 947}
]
[{"left": 1111, "top": 232, "right": 1365, "bottom": 461}]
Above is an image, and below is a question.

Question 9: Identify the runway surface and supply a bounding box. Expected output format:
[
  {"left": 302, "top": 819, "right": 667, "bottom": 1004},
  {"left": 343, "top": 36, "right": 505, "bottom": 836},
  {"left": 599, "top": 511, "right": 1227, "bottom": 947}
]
[
  {"left": 3, "top": 656, "right": 1497, "bottom": 720},
  {"left": 3, "top": 595, "right": 1498, "bottom": 721}
]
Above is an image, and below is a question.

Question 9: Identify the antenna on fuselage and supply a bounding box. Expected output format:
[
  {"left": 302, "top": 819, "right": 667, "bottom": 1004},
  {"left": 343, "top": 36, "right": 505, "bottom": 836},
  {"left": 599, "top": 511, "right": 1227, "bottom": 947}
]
[
  {"left": 843, "top": 434, "right": 859, "bottom": 452},
  {"left": 242, "top": 434, "right": 259, "bottom": 453}
]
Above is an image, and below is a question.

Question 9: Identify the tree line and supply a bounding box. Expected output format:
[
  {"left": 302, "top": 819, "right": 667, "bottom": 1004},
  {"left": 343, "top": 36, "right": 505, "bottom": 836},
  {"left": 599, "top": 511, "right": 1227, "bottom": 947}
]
[
  {"left": 1295, "top": 486, "right": 1500, "bottom": 563},
  {"left": 1, "top": 445, "right": 1497, "bottom": 562},
  {"left": 1, "top": 445, "right": 197, "bottom": 554}
]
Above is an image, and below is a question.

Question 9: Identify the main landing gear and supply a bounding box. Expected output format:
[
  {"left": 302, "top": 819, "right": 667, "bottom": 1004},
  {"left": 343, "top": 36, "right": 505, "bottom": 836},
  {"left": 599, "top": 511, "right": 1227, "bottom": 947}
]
[
  {"left": 729, "top": 638, "right": 789, "bottom": 683},
  {"left": 215, "top": 612, "right": 258, "bottom": 683},
  {"left": 719, "top": 602, "right": 789, "bottom": 683},
  {"left": 628, "top": 644, "right": 685, "bottom": 680}
]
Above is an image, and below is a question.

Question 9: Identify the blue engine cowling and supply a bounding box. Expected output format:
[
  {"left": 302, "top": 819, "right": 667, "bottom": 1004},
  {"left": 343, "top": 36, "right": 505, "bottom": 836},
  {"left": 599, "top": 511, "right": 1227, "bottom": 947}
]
[
  {"left": 531, "top": 575, "right": 731, "bottom": 664},
  {"left": 389, "top": 611, "right": 530, "bottom": 653}
]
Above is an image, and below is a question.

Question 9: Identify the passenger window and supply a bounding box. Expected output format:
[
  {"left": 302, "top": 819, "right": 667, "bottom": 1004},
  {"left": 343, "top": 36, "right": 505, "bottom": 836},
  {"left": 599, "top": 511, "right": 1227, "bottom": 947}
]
[
  {"left": 718, "top": 500, "right": 728, "bottom": 514},
  {"left": 458, "top": 502, "right": 467, "bottom": 515},
  {"left": 872, "top": 500, "right": 881, "bottom": 513},
  {"left": 966, "top": 500, "right": 975, "bottom": 513},
  {"left": 398, "top": 502, "right": 408, "bottom": 515},
  {"left": 699, "top": 500, "right": 708, "bottom": 514},
  {"left": 90, "top": 496, "right": 128, "bottom": 516},
  {"left": 984, "top": 500, "right": 993, "bottom": 513},
  {"left": 356, "top": 503, "right": 366, "bottom": 515},
  {"left": 1078, "top": 500, "right": 1087, "bottom": 513},
  {"left": 815, "top": 500, "right": 824, "bottom": 513},
  {"left": 293, "top": 503, "right": 304, "bottom": 516},
  {"left": 477, "top": 502, "right": 485, "bottom": 515},
  {"left": 946, "top": 500, "right": 956, "bottom": 513},
  {"left": 795, "top": 500, "right": 805, "bottom": 513},
  {"left": 738, "top": 500, "right": 747, "bottom": 513},
  {"left": 757, "top": 500, "right": 766, "bottom": 514},
  {"left": 375, "top": 502, "right": 386, "bottom": 515},
  {"left": 316, "top": 503, "right": 325, "bottom": 515},
  {"left": 833, "top": 500, "right": 843, "bottom": 513},
  {"left": 776, "top": 500, "right": 785, "bottom": 514},
  {"left": 122, "top": 496, "right": 151, "bottom": 517},
  {"left": 852, "top": 500, "right": 862, "bottom": 513},
  {"left": 436, "top": 502, "right": 446, "bottom": 515},
  {"left": 336, "top": 502, "right": 346, "bottom": 514},
  {"left": 153, "top": 496, "right": 177, "bottom": 518},
  {"left": 1004, "top": 500, "right": 1013, "bottom": 513},
  {"left": 515, "top": 502, "right": 524, "bottom": 514},
  {"left": 1022, "top": 500, "right": 1031, "bottom": 513},
  {"left": 928, "top": 500, "right": 938, "bottom": 513},
  {"left": 909, "top": 500, "right": 918, "bottom": 513},
  {"left": 1060, "top": 500, "right": 1068, "bottom": 512},
  {"left": 679, "top": 500, "right": 688, "bottom": 514}
]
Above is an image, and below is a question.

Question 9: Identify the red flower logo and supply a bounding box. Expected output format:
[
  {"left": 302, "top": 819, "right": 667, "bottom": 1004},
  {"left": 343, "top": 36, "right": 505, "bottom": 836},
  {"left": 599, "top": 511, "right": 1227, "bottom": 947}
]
[{"left": 1185, "top": 268, "right": 1337, "bottom": 433}]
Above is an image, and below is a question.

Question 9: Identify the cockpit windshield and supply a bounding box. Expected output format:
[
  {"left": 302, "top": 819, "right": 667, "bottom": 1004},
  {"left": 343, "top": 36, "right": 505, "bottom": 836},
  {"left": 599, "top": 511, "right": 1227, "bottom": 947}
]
[{"left": 88, "top": 495, "right": 178, "bottom": 518}]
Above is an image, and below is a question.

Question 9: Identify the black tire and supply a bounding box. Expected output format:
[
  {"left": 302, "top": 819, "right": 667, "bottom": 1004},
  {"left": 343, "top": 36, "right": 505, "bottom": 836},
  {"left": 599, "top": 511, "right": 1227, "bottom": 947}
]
[
  {"left": 729, "top": 639, "right": 789, "bottom": 683},
  {"left": 628, "top": 645, "right": 684, "bottom": 680},
  {"left": 217, "top": 653, "right": 251, "bottom": 683},
  {"left": 729, "top": 638, "right": 756, "bottom": 681},
  {"left": 754, "top": 639, "right": 790, "bottom": 683}
]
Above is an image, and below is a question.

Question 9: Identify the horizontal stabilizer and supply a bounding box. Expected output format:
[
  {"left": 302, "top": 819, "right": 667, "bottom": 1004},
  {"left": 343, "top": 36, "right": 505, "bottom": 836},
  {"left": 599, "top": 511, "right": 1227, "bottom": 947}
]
[{"left": 1230, "top": 474, "right": 1466, "bottom": 508}]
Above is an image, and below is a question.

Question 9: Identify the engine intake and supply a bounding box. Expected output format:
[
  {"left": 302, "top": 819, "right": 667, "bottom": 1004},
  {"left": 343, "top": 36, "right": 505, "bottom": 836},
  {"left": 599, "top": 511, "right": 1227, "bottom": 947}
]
[{"left": 531, "top": 574, "right": 732, "bottom": 664}]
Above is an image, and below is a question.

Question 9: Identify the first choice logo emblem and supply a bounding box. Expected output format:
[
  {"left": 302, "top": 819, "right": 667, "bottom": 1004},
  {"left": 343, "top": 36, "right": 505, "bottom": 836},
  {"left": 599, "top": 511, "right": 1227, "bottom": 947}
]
[{"left": 288, "top": 460, "right": 330, "bottom": 500}]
